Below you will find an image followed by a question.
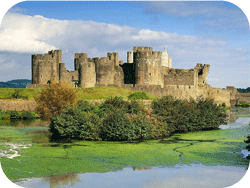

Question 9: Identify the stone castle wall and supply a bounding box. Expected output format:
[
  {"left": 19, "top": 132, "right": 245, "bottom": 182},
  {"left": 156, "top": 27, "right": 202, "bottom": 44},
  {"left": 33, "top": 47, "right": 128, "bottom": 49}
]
[
  {"left": 164, "top": 69, "right": 198, "bottom": 86},
  {"left": 27, "top": 46, "right": 238, "bottom": 107},
  {"left": 238, "top": 93, "right": 250, "bottom": 103}
]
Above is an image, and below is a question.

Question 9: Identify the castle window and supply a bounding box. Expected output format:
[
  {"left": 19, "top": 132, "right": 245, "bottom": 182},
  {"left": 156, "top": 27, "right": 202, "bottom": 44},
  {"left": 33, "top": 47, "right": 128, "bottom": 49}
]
[
  {"left": 88, "top": 63, "right": 90, "bottom": 67},
  {"left": 40, "top": 75, "right": 42, "bottom": 78},
  {"left": 149, "top": 73, "right": 151, "bottom": 76},
  {"left": 189, "top": 86, "right": 191, "bottom": 89},
  {"left": 72, "top": 76, "right": 74, "bottom": 80}
]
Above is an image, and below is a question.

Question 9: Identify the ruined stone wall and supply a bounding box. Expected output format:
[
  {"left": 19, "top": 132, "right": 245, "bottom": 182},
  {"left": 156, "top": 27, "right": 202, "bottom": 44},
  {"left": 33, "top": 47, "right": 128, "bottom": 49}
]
[
  {"left": 195, "top": 64, "right": 210, "bottom": 86},
  {"left": 120, "top": 63, "right": 135, "bottom": 84},
  {"left": 113, "top": 66, "right": 124, "bottom": 86},
  {"left": 197, "top": 86, "right": 231, "bottom": 107},
  {"left": 59, "top": 63, "right": 71, "bottom": 85},
  {"left": 164, "top": 69, "right": 197, "bottom": 86},
  {"left": 238, "top": 93, "right": 250, "bottom": 103},
  {"left": 117, "top": 84, "right": 231, "bottom": 107},
  {"left": 107, "top": 52, "right": 119, "bottom": 66}
]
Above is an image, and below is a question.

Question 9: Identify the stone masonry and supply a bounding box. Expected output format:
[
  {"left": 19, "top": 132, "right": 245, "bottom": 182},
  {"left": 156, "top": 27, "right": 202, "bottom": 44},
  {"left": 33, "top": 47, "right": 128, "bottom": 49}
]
[{"left": 27, "top": 46, "right": 240, "bottom": 107}]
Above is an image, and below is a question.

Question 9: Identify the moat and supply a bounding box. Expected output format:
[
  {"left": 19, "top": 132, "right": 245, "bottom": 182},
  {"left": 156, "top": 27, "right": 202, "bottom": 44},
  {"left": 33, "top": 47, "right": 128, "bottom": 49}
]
[{"left": 0, "top": 108, "right": 249, "bottom": 188}]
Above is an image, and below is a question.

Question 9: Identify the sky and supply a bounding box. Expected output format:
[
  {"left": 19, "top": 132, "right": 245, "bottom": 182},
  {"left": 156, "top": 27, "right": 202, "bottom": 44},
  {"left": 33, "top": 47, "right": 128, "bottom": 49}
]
[{"left": 0, "top": 1, "right": 249, "bottom": 88}]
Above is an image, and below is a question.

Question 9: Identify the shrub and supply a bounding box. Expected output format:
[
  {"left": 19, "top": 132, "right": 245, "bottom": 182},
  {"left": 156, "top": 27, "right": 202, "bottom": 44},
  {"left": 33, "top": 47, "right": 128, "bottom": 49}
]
[
  {"left": 35, "top": 80, "right": 78, "bottom": 119},
  {"left": 49, "top": 106, "right": 101, "bottom": 141},
  {"left": 129, "top": 115, "right": 152, "bottom": 140},
  {"left": 76, "top": 100, "right": 97, "bottom": 113},
  {"left": 101, "top": 109, "right": 134, "bottom": 141},
  {"left": 151, "top": 96, "right": 227, "bottom": 134},
  {"left": 128, "top": 92, "right": 149, "bottom": 100},
  {"left": 12, "top": 90, "right": 21, "bottom": 99},
  {"left": 20, "top": 111, "right": 36, "bottom": 120},
  {"left": 9, "top": 110, "right": 21, "bottom": 119},
  {"left": 97, "top": 96, "right": 129, "bottom": 117},
  {"left": 127, "top": 100, "right": 146, "bottom": 114}
]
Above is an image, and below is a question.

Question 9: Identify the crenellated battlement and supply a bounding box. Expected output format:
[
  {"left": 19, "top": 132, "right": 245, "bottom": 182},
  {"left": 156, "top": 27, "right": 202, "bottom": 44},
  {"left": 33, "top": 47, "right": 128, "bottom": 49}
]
[
  {"left": 30, "top": 47, "right": 208, "bottom": 90},
  {"left": 133, "top": 46, "right": 153, "bottom": 52}
]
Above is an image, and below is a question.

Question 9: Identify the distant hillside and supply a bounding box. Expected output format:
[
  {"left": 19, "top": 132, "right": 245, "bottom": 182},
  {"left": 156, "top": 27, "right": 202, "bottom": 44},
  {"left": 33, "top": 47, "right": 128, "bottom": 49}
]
[{"left": 0, "top": 79, "right": 32, "bottom": 88}]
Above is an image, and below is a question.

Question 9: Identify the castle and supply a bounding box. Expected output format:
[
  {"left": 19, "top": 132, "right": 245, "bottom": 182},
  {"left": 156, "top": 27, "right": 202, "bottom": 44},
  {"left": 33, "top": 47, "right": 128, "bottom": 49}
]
[{"left": 27, "top": 46, "right": 239, "bottom": 107}]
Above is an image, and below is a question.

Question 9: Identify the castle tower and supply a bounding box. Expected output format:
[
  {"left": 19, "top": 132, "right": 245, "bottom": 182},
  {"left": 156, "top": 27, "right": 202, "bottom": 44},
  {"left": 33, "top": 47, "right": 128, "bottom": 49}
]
[
  {"left": 127, "top": 51, "right": 133, "bottom": 63},
  {"left": 79, "top": 59, "right": 96, "bottom": 88},
  {"left": 160, "top": 51, "right": 169, "bottom": 67},
  {"left": 95, "top": 57, "right": 115, "bottom": 86},
  {"left": 195, "top": 64, "right": 210, "bottom": 86},
  {"left": 107, "top": 52, "right": 119, "bottom": 66},
  {"left": 74, "top": 53, "right": 87, "bottom": 71},
  {"left": 168, "top": 57, "right": 172, "bottom": 68},
  {"left": 31, "top": 50, "right": 61, "bottom": 84}
]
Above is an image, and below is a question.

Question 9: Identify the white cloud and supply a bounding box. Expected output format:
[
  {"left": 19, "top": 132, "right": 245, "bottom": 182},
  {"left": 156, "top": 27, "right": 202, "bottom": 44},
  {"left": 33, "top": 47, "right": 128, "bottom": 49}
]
[
  {"left": 0, "top": 12, "right": 228, "bottom": 55},
  {"left": 0, "top": 12, "right": 248, "bottom": 88}
]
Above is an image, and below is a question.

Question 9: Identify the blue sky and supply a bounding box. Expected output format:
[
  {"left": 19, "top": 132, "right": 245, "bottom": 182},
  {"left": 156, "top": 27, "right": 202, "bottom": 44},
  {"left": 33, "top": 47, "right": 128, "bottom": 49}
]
[{"left": 0, "top": 1, "right": 249, "bottom": 88}]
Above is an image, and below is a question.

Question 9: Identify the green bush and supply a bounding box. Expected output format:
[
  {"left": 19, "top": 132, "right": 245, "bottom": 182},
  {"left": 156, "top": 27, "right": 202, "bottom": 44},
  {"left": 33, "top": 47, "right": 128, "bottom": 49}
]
[
  {"left": 151, "top": 96, "right": 227, "bottom": 134},
  {"left": 129, "top": 115, "right": 152, "bottom": 140},
  {"left": 49, "top": 107, "right": 101, "bottom": 141},
  {"left": 97, "top": 96, "right": 129, "bottom": 117},
  {"left": 20, "top": 111, "right": 36, "bottom": 120},
  {"left": 101, "top": 109, "right": 134, "bottom": 141},
  {"left": 127, "top": 100, "right": 146, "bottom": 114},
  {"left": 128, "top": 92, "right": 149, "bottom": 100},
  {"left": 76, "top": 100, "right": 98, "bottom": 113},
  {"left": 12, "top": 90, "right": 21, "bottom": 99},
  {"left": 9, "top": 110, "right": 21, "bottom": 119}
]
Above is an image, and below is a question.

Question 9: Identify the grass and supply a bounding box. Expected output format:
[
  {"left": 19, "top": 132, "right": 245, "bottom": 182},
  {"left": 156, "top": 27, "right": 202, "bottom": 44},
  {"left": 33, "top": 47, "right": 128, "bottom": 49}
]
[
  {"left": 0, "top": 87, "right": 157, "bottom": 100},
  {"left": 0, "top": 88, "right": 41, "bottom": 100}
]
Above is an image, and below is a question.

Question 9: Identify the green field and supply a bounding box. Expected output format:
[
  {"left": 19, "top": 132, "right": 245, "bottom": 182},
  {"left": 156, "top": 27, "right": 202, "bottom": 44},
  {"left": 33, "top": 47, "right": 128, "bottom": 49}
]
[{"left": 0, "top": 87, "right": 157, "bottom": 100}]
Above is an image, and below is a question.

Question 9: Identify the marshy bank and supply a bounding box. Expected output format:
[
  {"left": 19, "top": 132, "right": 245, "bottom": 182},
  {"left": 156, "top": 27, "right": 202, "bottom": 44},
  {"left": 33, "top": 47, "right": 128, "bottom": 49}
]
[{"left": 0, "top": 108, "right": 249, "bottom": 188}]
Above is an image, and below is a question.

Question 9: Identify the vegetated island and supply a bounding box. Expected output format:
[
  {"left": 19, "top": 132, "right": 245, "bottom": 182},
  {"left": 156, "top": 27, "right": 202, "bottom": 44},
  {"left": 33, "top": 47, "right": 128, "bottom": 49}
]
[{"left": 1, "top": 81, "right": 228, "bottom": 142}]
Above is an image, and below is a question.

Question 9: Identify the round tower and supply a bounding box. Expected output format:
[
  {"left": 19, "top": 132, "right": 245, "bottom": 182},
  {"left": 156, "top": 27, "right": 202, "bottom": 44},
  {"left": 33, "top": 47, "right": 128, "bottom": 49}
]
[
  {"left": 160, "top": 51, "right": 169, "bottom": 67},
  {"left": 134, "top": 52, "right": 149, "bottom": 85},
  {"left": 79, "top": 60, "right": 96, "bottom": 88},
  {"left": 31, "top": 54, "right": 42, "bottom": 84},
  {"left": 127, "top": 51, "right": 133, "bottom": 63}
]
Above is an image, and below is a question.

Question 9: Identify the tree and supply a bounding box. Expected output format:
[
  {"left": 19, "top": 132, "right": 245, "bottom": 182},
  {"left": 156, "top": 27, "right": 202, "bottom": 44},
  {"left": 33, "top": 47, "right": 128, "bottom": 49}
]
[{"left": 35, "top": 79, "right": 78, "bottom": 119}]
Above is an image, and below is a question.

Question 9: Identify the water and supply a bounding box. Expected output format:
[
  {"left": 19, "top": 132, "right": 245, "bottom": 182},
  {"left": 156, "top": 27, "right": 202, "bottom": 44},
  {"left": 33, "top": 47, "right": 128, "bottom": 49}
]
[
  {"left": 1, "top": 108, "right": 250, "bottom": 188},
  {"left": 15, "top": 165, "right": 247, "bottom": 188}
]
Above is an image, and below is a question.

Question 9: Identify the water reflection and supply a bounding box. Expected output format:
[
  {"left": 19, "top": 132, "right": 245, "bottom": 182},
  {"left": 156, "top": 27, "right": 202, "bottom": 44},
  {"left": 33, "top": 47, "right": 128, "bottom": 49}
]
[
  {"left": 2, "top": 119, "right": 49, "bottom": 127},
  {"left": 42, "top": 173, "right": 80, "bottom": 188},
  {"left": 16, "top": 164, "right": 248, "bottom": 188}
]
